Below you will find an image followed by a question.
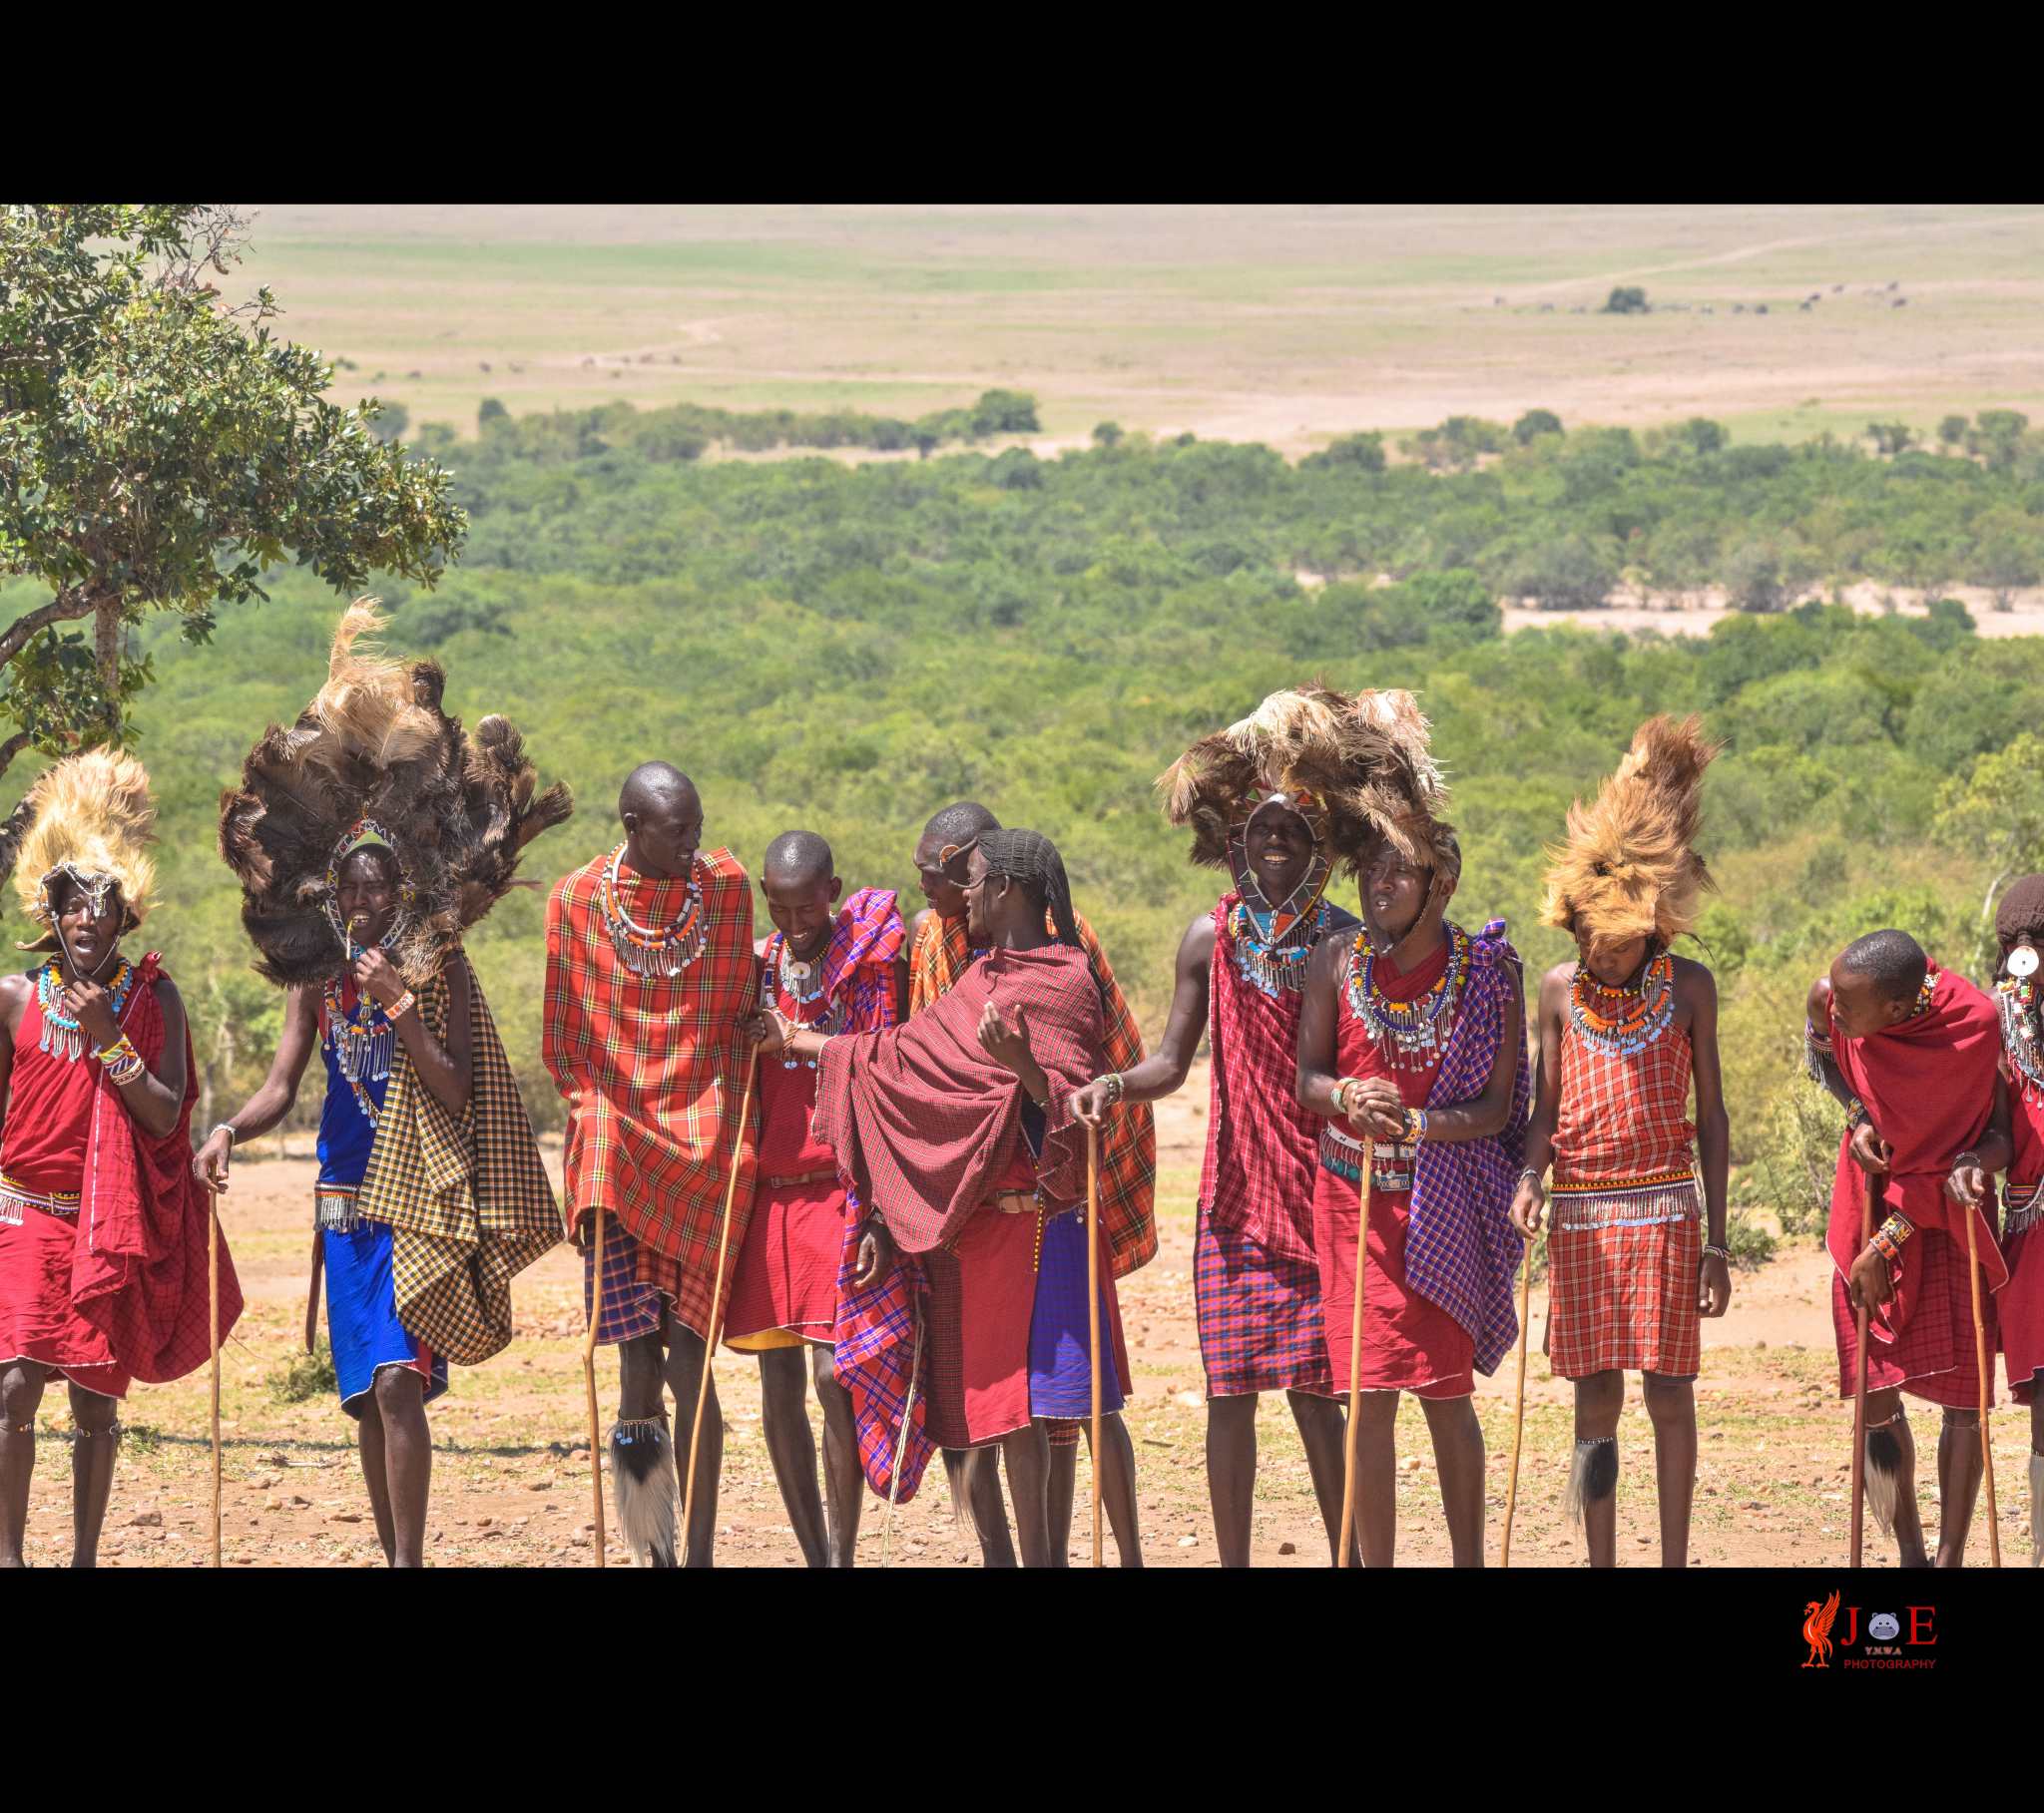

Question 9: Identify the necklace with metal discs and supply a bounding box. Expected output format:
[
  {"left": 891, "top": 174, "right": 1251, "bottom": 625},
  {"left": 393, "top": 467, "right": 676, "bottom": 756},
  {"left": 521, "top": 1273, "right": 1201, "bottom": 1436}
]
[
  {"left": 1232, "top": 896, "right": 1327, "bottom": 998},
  {"left": 1999, "top": 970, "right": 2044, "bottom": 1100},
  {"left": 323, "top": 978, "right": 395, "bottom": 1124},
  {"left": 600, "top": 843, "right": 707, "bottom": 978},
  {"left": 1569, "top": 951, "right": 1677, "bottom": 1055},
  {"left": 37, "top": 956, "right": 137, "bottom": 1064},
  {"left": 766, "top": 934, "right": 844, "bottom": 1068},
  {"left": 1345, "top": 922, "right": 1470, "bottom": 1071}
]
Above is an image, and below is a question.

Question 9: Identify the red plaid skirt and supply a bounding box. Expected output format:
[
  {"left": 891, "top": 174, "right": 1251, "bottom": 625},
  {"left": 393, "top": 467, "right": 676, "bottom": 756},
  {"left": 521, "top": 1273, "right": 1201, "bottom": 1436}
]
[
  {"left": 1547, "top": 1215, "right": 1702, "bottom": 1380},
  {"left": 1195, "top": 1208, "right": 1336, "bottom": 1399},
  {"left": 1829, "top": 1223, "right": 1997, "bottom": 1409}
]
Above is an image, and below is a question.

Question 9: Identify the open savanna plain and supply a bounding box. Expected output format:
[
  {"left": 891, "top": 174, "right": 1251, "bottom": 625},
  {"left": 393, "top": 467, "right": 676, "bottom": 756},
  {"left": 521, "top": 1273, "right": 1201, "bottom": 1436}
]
[
  {"left": 17, "top": 1083, "right": 2029, "bottom": 1569},
  {"left": 245, "top": 203, "right": 2044, "bottom": 459}
]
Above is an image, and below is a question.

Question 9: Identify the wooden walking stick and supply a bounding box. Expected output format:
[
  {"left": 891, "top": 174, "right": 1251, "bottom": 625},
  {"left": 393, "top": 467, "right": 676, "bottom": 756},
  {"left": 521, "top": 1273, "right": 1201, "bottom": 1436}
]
[
  {"left": 1500, "top": 1232, "right": 1536, "bottom": 1568},
  {"left": 1087, "top": 1124, "right": 1104, "bottom": 1571},
  {"left": 1963, "top": 1193, "right": 2002, "bottom": 1567},
  {"left": 683, "top": 1053, "right": 759, "bottom": 1560},
  {"left": 583, "top": 1204, "right": 607, "bottom": 1569},
  {"left": 1850, "top": 1170, "right": 1876, "bottom": 1570},
  {"left": 209, "top": 1191, "right": 222, "bottom": 1570},
  {"left": 880, "top": 1302, "right": 924, "bottom": 1569},
  {"left": 1337, "top": 1133, "right": 1375, "bottom": 1569},
  {"left": 303, "top": 1225, "right": 324, "bottom": 1355}
]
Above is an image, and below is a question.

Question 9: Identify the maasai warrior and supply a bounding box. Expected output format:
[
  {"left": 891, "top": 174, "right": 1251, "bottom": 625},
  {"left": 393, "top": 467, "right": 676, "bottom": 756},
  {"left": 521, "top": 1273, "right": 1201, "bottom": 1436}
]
[
  {"left": 1806, "top": 927, "right": 2006, "bottom": 1566},
  {"left": 1511, "top": 716, "right": 1732, "bottom": 1568},
  {"left": 1075, "top": 686, "right": 1386, "bottom": 1567},
  {"left": 0, "top": 750, "right": 243, "bottom": 1569},
  {"left": 728, "top": 830, "right": 905, "bottom": 1567},
  {"left": 809, "top": 829, "right": 1137, "bottom": 1566},
  {"left": 906, "top": 801, "right": 1155, "bottom": 1565},
  {"left": 1989, "top": 876, "right": 2044, "bottom": 1565},
  {"left": 545, "top": 761, "right": 758, "bottom": 1568},
  {"left": 203, "top": 605, "right": 568, "bottom": 1567},
  {"left": 1295, "top": 694, "right": 1530, "bottom": 1569}
]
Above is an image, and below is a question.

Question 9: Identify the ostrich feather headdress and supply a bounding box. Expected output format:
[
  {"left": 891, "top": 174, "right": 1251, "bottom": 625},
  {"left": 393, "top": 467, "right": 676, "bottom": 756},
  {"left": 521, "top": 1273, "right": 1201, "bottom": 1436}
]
[
  {"left": 2, "top": 748, "right": 159, "bottom": 950},
  {"left": 217, "top": 601, "right": 575, "bottom": 988},
  {"left": 1540, "top": 714, "right": 1720, "bottom": 948},
  {"left": 1159, "top": 683, "right": 1452, "bottom": 877}
]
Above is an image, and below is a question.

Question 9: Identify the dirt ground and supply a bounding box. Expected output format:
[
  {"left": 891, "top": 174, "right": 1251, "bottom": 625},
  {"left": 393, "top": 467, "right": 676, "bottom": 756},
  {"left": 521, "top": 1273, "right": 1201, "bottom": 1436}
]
[
  {"left": 14, "top": 1069, "right": 2030, "bottom": 1569},
  {"left": 241, "top": 204, "right": 2044, "bottom": 458}
]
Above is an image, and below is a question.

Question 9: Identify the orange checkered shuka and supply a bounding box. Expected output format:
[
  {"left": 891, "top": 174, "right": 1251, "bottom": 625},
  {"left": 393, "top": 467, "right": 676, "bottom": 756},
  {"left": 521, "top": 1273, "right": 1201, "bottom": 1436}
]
[
  {"left": 908, "top": 907, "right": 1156, "bottom": 1278},
  {"left": 544, "top": 844, "right": 759, "bottom": 1339}
]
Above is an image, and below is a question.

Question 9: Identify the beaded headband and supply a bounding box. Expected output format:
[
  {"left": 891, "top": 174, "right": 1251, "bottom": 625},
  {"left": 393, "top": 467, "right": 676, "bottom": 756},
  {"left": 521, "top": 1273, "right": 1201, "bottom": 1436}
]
[{"left": 323, "top": 817, "right": 417, "bottom": 954}]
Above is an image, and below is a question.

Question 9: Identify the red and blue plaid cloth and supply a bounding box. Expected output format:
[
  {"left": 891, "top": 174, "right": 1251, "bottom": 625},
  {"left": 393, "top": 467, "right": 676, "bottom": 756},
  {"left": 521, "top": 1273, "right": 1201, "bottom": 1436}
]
[
  {"left": 831, "top": 1184, "right": 934, "bottom": 1501},
  {"left": 1405, "top": 921, "right": 1530, "bottom": 1376},
  {"left": 1194, "top": 1208, "right": 1336, "bottom": 1398},
  {"left": 544, "top": 846, "right": 759, "bottom": 1339}
]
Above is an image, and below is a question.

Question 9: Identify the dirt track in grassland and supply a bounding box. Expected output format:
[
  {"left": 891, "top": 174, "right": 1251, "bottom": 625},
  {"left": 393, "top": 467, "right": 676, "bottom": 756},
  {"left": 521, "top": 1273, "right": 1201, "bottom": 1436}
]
[{"left": 17, "top": 1099, "right": 2030, "bottom": 1568}]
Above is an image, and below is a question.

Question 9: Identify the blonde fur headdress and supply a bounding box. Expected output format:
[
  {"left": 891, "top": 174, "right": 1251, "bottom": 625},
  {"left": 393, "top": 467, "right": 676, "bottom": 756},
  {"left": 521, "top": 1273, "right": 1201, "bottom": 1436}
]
[
  {"left": 1, "top": 748, "right": 158, "bottom": 950},
  {"left": 1159, "top": 682, "right": 1452, "bottom": 877},
  {"left": 1540, "top": 714, "right": 1720, "bottom": 948},
  {"left": 218, "top": 601, "right": 574, "bottom": 988}
]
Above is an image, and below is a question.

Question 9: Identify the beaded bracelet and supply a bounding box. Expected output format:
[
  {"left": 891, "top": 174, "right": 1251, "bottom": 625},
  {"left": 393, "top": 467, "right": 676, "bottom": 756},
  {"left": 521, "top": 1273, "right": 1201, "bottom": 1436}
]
[
  {"left": 96, "top": 1034, "right": 146, "bottom": 1086},
  {"left": 1518, "top": 1166, "right": 1544, "bottom": 1191},
  {"left": 387, "top": 990, "right": 417, "bottom": 1022},
  {"left": 1331, "top": 1078, "right": 1360, "bottom": 1116},
  {"left": 1404, "top": 1106, "right": 1429, "bottom": 1141},
  {"left": 1844, "top": 1096, "right": 1868, "bottom": 1130},
  {"left": 1869, "top": 1212, "right": 1916, "bottom": 1265},
  {"left": 1702, "top": 1242, "right": 1732, "bottom": 1262},
  {"left": 1104, "top": 1073, "right": 1126, "bottom": 1107}
]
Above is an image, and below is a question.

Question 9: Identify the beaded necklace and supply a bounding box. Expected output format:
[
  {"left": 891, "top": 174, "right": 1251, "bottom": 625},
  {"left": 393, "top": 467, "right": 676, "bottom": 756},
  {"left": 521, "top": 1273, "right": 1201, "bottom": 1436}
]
[
  {"left": 1345, "top": 921, "right": 1470, "bottom": 1071},
  {"left": 1908, "top": 968, "right": 1937, "bottom": 1018},
  {"left": 1569, "top": 950, "right": 1677, "bottom": 1056},
  {"left": 764, "top": 931, "right": 846, "bottom": 1069},
  {"left": 1231, "top": 895, "right": 1330, "bottom": 998},
  {"left": 36, "top": 955, "right": 138, "bottom": 1063},
  {"left": 323, "top": 977, "right": 394, "bottom": 1125},
  {"left": 600, "top": 843, "right": 707, "bottom": 978},
  {"left": 1997, "top": 971, "right": 2044, "bottom": 1101}
]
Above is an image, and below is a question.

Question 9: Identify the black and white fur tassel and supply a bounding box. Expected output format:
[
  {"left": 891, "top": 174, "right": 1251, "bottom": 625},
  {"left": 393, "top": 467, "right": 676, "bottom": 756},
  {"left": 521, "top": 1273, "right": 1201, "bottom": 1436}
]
[
  {"left": 1563, "top": 1435, "right": 1618, "bottom": 1528},
  {"left": 609, "top": 1418, "right": 679, "bottom": 1569},
  {"left": 1863, "top": 1411, "right": 1903, "bottom": 1537}
]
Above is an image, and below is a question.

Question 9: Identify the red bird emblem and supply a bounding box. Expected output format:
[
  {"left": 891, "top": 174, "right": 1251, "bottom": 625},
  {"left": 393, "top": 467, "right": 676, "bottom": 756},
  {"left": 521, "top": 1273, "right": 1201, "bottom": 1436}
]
[{"left": 1801, "top": 1590, "right": 1840, "bottom": 1667}]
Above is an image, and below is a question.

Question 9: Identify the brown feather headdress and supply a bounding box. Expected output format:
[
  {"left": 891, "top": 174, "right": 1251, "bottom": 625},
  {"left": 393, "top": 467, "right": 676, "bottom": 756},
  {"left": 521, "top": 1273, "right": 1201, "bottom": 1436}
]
[
  {"left": 217, "top": 602, "right": 575, "bottom": 988},
  {"left": 1159, "top": 682, "right": 1453, "bottom": 877},
  {"left": 2, "top": 748, "right": 159, "bottom": 950},
  {"left": 1540, "top": 714, "right": 1720, "bottom": 949}
]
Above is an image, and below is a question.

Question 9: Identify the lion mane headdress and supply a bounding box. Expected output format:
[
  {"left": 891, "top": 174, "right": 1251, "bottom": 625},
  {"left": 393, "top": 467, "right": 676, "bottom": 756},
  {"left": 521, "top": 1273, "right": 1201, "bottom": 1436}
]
[
  {"left": 1540, "top": 714, "right": 1720, "bottom": 949},
  {"left": 218, "top": 602, "right": 574, "bottom": 988},
  {"left": 0, "top": 748, "right": 159, "bottom": 951},
  {"left": 1160, "top": 682, "right": 1452, "bottom": 875}
]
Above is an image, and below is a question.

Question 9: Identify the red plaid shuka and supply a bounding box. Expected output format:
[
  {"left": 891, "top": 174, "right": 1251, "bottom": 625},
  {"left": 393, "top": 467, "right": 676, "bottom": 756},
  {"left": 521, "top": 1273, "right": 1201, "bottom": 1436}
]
[
  {"left": 908, "top": 908, "right": 1155, "bottom": 1277},
  {"left": 1547, "top": 1013, "right": 1702, "bottom": 1377},
  {"left": 545, "top": 846, "right": 759, "bottom": 1340}
]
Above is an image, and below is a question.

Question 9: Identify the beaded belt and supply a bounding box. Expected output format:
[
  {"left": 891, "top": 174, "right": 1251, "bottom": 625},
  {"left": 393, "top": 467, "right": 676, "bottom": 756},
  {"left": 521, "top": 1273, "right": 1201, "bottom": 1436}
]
[
  {"left": 2004, "top": 1177, "right": 2043, "bottom": 1237},
  {"left": 1318, "top": 1127, "right": 1418, "bottom": 1193},
  {"left": 1548, "top": 1168, "right": 1700, "bottom": 1230},
  {"left": 0, "top": 1173, "right": 82, "bottom": 1225},
  {"left": 316, "top": 1185, "right": 365, "bottom": 1232},
  {"left": 765, "top": 1167, "right": 838, "bottom": 1190}
]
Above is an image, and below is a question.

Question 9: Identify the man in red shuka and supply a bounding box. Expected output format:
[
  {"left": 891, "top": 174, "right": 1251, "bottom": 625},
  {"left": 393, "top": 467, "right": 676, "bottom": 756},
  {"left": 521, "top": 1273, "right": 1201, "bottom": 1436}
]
[{"left": 1806, "top": 926, "right": 2007, "bottom": 1568}]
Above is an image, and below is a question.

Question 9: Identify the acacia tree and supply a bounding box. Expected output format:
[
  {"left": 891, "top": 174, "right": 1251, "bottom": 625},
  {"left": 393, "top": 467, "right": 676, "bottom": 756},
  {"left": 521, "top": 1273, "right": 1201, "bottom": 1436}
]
[{"left": 0, "top": 204, "right": 464, "bottom": 777}]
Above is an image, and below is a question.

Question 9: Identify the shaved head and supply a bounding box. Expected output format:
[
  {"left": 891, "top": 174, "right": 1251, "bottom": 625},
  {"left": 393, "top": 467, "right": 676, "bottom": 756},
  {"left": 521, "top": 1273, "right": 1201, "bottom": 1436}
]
[
  {"left": 922, "top": 801, "right": 1000, "bottom": 849},
  {"left": 1838, "top": 928, "right": 1927, "bottom": 1003},
  {"left": 764, "top": 829, "right": 833, "bottom": 888},
  {"left": 619, "top": 761, "right": 697, "bottom": 822}
]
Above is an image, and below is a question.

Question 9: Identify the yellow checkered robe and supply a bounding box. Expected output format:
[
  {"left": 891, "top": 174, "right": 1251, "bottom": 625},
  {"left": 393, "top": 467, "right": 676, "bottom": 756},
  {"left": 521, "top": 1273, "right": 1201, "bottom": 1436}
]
[{"left": 358, "top": 957, "right": 561, "bottom": 1365}]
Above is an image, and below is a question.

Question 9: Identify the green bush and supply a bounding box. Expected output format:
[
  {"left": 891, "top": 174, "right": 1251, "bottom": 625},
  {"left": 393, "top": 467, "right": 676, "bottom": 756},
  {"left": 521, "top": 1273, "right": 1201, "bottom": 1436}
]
[
  {"left": 1602, "top": 285, "right": 1649, "bottom": 314},
  {"left": 269, "top": 1335, "right": 338, "bottom": 1405}
]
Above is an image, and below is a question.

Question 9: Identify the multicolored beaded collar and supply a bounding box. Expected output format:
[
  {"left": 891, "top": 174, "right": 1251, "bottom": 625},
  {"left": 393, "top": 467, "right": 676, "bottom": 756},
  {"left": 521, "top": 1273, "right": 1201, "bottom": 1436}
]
[
  {"left": 1569, "top": 950, "right": 1677, "bottom": 1056},
  {"left": 1345, "top": 920, "right": 1471, "bottom": 1071},
  {"left": 762, "top": 930, "right": 847, "bottom": 1069},
  {"left": 600, "top": 842, "right": 707, "bottom": 979},
  {"left": 1997, "top": 962, "right": 2044, "bottom": 1101},
  {"left": 36, "top": 954, "right": 138, "bottom": 1064}
]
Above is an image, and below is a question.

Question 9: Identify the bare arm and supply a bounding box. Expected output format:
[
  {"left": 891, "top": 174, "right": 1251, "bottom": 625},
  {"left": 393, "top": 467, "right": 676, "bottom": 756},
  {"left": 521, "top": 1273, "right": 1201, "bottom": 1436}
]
[
  {"left": 1509, "top": 963, "right": 1571, "bottom": 1233},
  {"left": 0, "top": 973, "right": 25, "bottom": 1142},
  {"left": 194, "top": 984, "right": 320, "bottom": 1191},
  {"left": 1684, "top": 960, "right": 1729, "bottom": 1248},
  {"left": 67, "top": 969, "right": 189, "bottom": 1142},
  {"left": 1073, "top": 913, "right": 1213, "bottom": 1127}
]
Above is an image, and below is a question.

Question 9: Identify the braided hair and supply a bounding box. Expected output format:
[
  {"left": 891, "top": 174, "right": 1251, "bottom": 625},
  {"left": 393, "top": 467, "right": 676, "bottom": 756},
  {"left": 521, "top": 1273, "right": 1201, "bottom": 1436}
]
[{"left": 975, "top": 827, "right": 1104, "bottom": 1005}]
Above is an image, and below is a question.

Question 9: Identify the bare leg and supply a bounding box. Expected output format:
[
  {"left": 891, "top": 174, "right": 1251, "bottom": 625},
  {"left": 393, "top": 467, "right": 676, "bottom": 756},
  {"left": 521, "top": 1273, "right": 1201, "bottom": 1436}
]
[
  {"left": 1046, "top": 1436, "right": 1077, "bottom": 1567},
  {"left": 758, "top": 1346, "right": 827, "bottom": 1568},
  {"left": 1643, "top": 1370, "right": 1697, "bottom": 1569},
  {"left": 0, "top": 1361, "right": 48, "bottom": 1569},
  {"left": 1935, "top": 1407, "right": 1984, "bottom": 1568},
  {"left": 66, "top": 1383, "right": 120, "bottom": 1570},
  {"left": 810, "top": 1345, "right": 861, "bottom": 1567},
  {"left": 1083, "top": 1411, "right": 1144, "bottom": 1566},
  {"left": 1573, "top": 1369, "right": 1625, "bottom": 1568},
  {"left": 962, "top": 1444, "right": 1016, "bottom": 1568},
  {"left": 1001, "top": 1422, "right": 1054, "bottom": 1567},
  {"left": 1287, "top": 1390, "right": 1355, "bottom": 1565},
  {"left": 662, "top": 1324, "right": 722, "bottom": 1569},
  {"left": 371, "top": 1365, "right": 430, "bottom": 1568},
  {"left": 617, "top": 1332, "right": 667, "bottom": 1420},
  {"left": 1863, "top": 1387, "right": 1930, "bottom": 1566},
  {"left": 355, "top": 1389, "right": 395, "bottom": 1562},
  {"left": 1206, "top": 1393, "right": 1259, "bottom": 1567},
  {"left": 1349, "top": 1390, "right": 1402, "bottom": 1568},
  {"left": 1419, "top": 1394, "right": 1485, "bottom": 1568}
]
